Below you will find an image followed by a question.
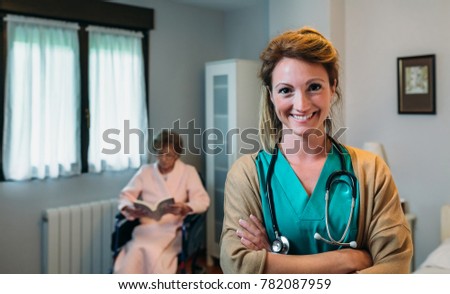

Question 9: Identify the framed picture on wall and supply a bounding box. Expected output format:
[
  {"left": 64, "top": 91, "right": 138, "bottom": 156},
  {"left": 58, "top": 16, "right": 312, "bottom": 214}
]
[{"left": 397, "top": 54, "right": 436, "bottom": 114}]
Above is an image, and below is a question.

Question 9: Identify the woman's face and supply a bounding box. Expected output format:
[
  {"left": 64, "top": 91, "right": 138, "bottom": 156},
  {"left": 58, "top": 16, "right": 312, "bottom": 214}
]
[
  {"left": 156, "top": 145, "right": 179, "bottom": 173},
  {"left": 270, "top": 57, "right": 335, "bottom": 139}
]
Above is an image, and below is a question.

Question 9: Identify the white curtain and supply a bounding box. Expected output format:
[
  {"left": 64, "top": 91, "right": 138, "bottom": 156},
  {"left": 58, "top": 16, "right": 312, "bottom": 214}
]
[
  {"left": 3, "top": 15, "right": 81, "bottom": 180},
  {"left": 87, "top": 26, "right": 148, "bottom": 172}
]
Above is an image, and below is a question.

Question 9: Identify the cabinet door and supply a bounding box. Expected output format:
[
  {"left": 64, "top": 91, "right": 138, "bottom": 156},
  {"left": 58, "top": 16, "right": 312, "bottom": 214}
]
[
  {"left": 205, "top": 63, "right": 234, "bottom": 262},
  {"left": 205, "top": 59, "right": 260, "bottom": 265}
]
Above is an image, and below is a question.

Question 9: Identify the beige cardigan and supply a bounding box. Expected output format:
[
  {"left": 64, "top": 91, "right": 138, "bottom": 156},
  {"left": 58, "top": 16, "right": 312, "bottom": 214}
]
[{"left": 219, "top": 146, "right": 413, "bottom": 274}]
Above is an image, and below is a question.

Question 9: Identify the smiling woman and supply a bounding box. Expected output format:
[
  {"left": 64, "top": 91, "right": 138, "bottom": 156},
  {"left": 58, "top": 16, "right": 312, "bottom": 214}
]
[{"left": 220, "top": 27, "right": 412, "bottom": 274}]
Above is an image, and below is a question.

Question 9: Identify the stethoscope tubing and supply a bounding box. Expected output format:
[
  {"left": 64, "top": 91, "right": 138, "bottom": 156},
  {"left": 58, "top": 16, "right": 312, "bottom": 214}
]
[{"left": 266, "top": 136, "right": 357, "bottom": 253}]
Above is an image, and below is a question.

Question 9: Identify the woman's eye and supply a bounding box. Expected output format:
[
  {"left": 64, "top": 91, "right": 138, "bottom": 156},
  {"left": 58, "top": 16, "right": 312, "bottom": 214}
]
[
  {"left": 278, "top": 87, "right": 291, "bottom": 95},
  {"left": 308, "top": 83, "right": 322, "bottom": 92}
]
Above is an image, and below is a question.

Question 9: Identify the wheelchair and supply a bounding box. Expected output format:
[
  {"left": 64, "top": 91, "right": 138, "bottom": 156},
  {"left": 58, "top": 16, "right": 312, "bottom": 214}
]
[{"left": 111, "top": 211, "right": 207, "bottom": 274}]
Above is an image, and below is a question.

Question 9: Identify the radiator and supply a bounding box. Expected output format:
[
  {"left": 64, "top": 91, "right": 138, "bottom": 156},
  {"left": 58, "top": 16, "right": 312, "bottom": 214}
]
[{"left": 42, "top": 199, "right": 118, "bottom": 274}]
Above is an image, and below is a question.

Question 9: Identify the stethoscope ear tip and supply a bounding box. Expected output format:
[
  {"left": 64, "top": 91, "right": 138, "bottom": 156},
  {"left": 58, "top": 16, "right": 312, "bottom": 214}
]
[
  {"left": 349, "top": 241, "right": 357, "bottom": 248},
  {"left": 314, "top": 232, "right": 321, "bottom": 240}
]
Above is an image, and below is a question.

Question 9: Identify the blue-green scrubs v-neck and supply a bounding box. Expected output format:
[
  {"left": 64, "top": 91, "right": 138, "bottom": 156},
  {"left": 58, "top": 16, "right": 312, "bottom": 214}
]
[{"left": 255, "top": 144, "right": 360, "bottom": 254}]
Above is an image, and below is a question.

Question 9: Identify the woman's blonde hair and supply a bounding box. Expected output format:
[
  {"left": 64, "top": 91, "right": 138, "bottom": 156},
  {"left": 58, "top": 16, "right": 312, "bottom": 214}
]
[{"left": 258, "top": 27, "right": 342, "bottom": 152}]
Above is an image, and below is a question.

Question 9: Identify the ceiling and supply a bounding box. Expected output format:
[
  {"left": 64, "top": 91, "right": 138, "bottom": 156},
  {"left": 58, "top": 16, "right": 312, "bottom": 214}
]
[{"left": 168, "top": 0, "right": 261, "bottom": 11}]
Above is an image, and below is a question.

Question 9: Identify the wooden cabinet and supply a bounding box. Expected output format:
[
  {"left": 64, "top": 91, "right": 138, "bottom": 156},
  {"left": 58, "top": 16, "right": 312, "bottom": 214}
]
[{"left": 204, "top": 59, "right": 260, "bottom": 265}]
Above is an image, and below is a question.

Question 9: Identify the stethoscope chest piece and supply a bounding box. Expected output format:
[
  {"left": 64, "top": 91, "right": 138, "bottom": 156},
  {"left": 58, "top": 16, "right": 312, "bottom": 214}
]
[{"left": 272, "top": 235, "right": 290, "bottom": 254}]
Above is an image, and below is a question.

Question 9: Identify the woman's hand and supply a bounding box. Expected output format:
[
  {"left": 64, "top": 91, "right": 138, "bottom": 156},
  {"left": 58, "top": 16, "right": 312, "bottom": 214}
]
[
  {"left": 236, "top": 214, "right": 271, "bottom": 251},
  {"left": 122, "top": 206, "right": 148, "bottom": 218},
  {"left": 166, "top": 202, "right": 193, "bottom": 217}
]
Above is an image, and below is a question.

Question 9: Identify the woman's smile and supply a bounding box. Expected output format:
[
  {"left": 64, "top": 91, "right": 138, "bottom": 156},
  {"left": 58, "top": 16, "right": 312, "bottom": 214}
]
[
  {"left": 290, "top": 111, "right": 316, "bottom": 122},
  {"left": 271, "top": 57, "right": 335, "bottom": 138}
]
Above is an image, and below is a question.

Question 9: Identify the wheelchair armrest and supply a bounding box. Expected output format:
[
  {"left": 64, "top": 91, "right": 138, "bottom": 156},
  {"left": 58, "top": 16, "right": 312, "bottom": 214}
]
[
  {"left": 111, "top": 212, "right": 140, "bottom": 253},
  {"left": 183, "top": 213, "right": 205, "bottom": 228}
]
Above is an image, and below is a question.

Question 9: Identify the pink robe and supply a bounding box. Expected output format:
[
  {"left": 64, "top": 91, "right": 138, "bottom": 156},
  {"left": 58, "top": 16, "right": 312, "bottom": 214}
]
[{"left": 113, "top": 160, "right": 210, "bottom": 274}]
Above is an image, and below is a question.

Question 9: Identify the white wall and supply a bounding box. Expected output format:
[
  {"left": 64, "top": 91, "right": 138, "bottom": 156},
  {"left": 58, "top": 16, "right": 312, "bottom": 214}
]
[
  {"left": 224, "top": 1, "right": 269, "bottom": 61},
  {"left": 269, "top": 0, "right": 332, "bottom": 38},
  {"left": 344, "top": 0, "right": 450, "bottom": 268}
]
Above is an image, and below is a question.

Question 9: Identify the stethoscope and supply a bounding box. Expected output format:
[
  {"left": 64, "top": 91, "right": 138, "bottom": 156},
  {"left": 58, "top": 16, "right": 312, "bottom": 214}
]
[{"left": 266, "top": 136, "right": 358, "bottom": 254}]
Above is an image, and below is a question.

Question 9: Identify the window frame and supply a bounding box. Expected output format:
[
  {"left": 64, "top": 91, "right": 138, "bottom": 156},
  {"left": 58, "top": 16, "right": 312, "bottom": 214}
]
[{"left": 0, "top": 0, "right": 154, "bottom": 180}]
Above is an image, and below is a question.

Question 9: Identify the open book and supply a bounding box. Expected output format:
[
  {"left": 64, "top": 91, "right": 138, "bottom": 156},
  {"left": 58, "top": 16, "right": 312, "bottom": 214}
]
[{"left": 133, "top": 197, "right": 175, "bottom": 220}]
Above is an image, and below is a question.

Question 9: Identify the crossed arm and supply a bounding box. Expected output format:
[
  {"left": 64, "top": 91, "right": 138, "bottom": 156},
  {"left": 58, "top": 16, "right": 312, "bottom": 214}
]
[{"left": 236, "top": 214, "right": 372, "bottom": 274}]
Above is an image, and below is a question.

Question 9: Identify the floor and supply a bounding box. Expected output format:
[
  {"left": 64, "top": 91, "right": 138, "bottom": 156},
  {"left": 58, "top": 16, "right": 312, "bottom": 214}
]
[{"left": 179, "top": 250, "right": 223, "bottom": 274}]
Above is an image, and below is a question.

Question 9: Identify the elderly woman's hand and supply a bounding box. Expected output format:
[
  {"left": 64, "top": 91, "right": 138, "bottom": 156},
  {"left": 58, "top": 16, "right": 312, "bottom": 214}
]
[
  {"left": 122, "top": 205, "right": 149, "bottom": 219},
  {"left": 236, "top": 214, "right": 271, "bottom": 251},
  {"left": 166, "top": 202, "right": 193, "bottom": 217}
]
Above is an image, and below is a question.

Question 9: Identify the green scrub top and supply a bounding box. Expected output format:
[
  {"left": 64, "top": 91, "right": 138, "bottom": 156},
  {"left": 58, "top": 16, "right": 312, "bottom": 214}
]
[{"left": 255, "top": 143, "right": 360, "bottom": 254}]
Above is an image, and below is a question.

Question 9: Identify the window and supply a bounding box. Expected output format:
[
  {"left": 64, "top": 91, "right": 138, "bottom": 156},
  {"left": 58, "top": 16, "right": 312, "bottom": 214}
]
[
  {"left": 0, "top": 1, "right": 154, "bottom": 182},
  {"left": 88, "top": 26, "right": 148, "bottom": 172},
  {"left": 3, "top": 15, "right": 81, "bottom": 180}
]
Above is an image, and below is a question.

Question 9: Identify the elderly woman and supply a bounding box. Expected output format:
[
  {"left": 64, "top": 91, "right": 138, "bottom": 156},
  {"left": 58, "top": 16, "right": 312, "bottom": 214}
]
[{"left": 113, "top": 130, "right": 210, "bottom": 274}]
